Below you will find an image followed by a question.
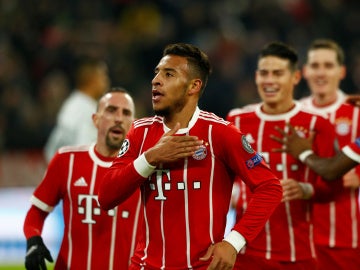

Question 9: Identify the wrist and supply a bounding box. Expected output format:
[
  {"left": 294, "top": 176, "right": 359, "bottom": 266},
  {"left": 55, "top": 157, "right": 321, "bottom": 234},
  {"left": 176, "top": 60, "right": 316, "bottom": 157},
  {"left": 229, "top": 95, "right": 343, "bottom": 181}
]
[
  {"left": 298, "top": 182, "right": 314, "bottom": 200},
  {"left": 27, "top": 235, "right": 43, "bottom": 249},
  {"left": 134, "top": 153, "right": 156, "bottom": 178},
  {"left": 298, "top": 149, "right": 314, "bottom": 163},
  {"left": 223, "top": 230, "right": 246, "bottom": 253}
]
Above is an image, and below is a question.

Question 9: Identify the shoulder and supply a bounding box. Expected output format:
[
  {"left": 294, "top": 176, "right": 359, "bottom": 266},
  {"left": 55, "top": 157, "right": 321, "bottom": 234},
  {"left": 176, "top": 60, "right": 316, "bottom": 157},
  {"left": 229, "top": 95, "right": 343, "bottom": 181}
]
[
  {"left": 198, "top": 110, "right": 229, "bottom": 126},
  {"left": 58, "top": 144, "right": 90, "bottom": 155},
  {"left": 299, "top": 106, "right": 329, "bottom": 120},
  {"left": 133, "top": 116, "right": 163, "bottom": 129},
  {"left": 227, "top": 104, "right": 258, "bottom": 118}
]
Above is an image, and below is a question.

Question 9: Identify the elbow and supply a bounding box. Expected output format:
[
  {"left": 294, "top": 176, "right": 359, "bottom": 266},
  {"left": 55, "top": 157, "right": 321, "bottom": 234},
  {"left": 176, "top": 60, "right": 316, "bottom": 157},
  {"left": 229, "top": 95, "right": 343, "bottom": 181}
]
[
  {"left": 98, "top": 193, "right": 111, "bottom": 211},
  {"left": 98, "top": 191, "right": 116, "bottom": 211}
]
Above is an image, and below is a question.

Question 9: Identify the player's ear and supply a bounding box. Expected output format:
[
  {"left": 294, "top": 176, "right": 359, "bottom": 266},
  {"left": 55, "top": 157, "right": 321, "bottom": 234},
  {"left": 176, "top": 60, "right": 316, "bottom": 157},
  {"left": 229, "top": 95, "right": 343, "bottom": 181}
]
[
  {"left": 340, "top": 65, "right": 346, "bottom": 80},
  {"left": 293, "top": 70, "right": 301, "bottom": 85},
  {"left": 188, "top": 78, "right": 202, "bottom": 96},
  {"left": 92, "top": 113, "right": 99, "bottom": 128}
]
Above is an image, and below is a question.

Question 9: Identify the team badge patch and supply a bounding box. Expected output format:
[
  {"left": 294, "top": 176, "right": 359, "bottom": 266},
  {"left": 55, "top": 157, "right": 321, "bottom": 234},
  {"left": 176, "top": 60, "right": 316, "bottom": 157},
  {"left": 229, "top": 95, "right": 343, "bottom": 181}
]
[
  {"left": 335, "top": 117, "right": 351, "bottom": 136},
  {"left": 117, "top": 139, "right": 130, "bottom": 157},
  {"left": 245, "top": 153, "right": 263, "bottom": 169},
  {"left": 242, "top": 135, "right": 254, "bottom": 154},
  {"left": 193, "top": 145, "right": 207, "bottom": 160}
]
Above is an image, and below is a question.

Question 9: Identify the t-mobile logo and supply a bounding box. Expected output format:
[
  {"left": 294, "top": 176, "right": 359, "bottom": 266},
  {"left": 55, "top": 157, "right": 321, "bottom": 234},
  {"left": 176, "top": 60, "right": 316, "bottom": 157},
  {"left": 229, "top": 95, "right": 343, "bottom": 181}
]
[
  {"left": 78, "top": 194, "right": 115, "bottom": 224},
  {"left": 149, "top": 169, "right": 202, "bottom": 201}
]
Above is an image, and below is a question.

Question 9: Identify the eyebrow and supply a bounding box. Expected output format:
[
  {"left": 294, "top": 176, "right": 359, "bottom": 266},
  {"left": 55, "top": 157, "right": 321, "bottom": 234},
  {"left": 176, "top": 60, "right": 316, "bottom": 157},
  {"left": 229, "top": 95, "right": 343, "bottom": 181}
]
[{"left": 155, "top": 67, "right": 177, "bottom": 73}]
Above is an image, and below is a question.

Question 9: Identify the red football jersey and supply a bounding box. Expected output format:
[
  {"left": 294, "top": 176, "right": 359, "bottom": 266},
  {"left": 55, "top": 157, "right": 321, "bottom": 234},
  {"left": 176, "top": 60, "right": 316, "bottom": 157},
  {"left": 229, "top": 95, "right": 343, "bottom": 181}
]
[
  {"left": 227, "top": 101, "right": 338, "bottom": 262},
  {"left": 99, "top": 107, "right": 282, "bottom": 269},
  {"left": 30, "top": 143, "right": 141, "bottom": 270},
  {"left": 301, "top": 91, "right": 360, "bottom": 249},
  {"left": 343, "top": 138, "right": 360, "bottom": 162}
]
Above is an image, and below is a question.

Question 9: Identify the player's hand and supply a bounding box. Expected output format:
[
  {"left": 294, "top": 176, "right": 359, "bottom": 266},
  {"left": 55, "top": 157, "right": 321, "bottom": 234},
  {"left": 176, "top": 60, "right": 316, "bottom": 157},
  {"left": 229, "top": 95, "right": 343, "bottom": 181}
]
[
  {"left": 271, "top": 123, "right": 314, "bottom": 158},
  {"left": 25, "top": 236, "right": 53, "bottom": 270},
  {"left": 281, "top": 179, "right": 307, "bottom": 201},
  {"left": 145, "top": 122, "right": 203, "bottom": 166},
  {"left": 343, "top": 169, "right": 360, "bottom": 189},
  {"left": 199, "top": 241, "right": 237, "bottom": 270}
]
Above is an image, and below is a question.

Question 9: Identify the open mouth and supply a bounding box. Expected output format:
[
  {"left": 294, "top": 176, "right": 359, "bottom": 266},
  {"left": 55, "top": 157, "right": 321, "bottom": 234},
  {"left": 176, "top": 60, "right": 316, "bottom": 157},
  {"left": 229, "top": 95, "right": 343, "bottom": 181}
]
[
  {"left": 152, "top": 89, "right": 163, "bottom": 101},
  {"left": 110, "top": 126, "right": 123, "bottom": 136}
]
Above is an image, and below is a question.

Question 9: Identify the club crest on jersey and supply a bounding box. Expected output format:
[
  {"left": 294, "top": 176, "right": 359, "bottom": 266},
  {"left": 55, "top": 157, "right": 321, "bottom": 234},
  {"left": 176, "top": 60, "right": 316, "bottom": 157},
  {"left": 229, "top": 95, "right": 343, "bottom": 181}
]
[
  {"left": 117, "top": 139, "right": 130, "bottom": 157},
  {"left": 245, "top": 153, "right": 263, "bottom": 169},
  {"left": 335, "top": 118, "right": 351, "bottom": 136},
  {"left": 193, "top": 145, "right": 207, "bottom": 160},
  {"left": 242, "top": 135, "right": 254, "bottom": 154}
]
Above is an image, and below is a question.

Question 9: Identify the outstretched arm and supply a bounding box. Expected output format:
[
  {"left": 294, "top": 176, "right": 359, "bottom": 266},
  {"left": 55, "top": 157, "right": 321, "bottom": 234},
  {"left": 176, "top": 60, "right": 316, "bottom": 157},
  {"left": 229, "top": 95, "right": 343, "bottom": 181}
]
[{"left": 271, "top": 124, "right": 357, "bottom": 180}]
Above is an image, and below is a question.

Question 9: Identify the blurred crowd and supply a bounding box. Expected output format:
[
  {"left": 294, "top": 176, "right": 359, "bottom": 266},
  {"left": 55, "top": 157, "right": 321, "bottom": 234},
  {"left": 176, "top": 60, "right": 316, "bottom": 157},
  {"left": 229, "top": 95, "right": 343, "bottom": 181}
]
[{"left": 0, "top": 0, "right": 359, "bottom": 151}]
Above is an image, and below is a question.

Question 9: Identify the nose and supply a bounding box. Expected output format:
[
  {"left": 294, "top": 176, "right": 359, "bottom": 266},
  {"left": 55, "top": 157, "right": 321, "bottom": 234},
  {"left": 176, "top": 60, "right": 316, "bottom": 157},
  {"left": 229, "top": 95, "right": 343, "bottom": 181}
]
[
  {"left": 152, "top": 73, "right": 161, "bottom": 86},
  {"left": 262, "top": 74, "right": 275, "bottom": 84},
  {"left": 114, "top": 111, "right": 124, "bottom": 123}
]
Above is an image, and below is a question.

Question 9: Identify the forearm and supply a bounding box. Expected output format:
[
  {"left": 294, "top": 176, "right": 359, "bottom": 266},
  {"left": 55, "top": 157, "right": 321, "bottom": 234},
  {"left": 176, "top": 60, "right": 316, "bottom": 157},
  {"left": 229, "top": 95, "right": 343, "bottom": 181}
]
[
  {"left": 232, "top": 180, "right": 282, "bottom": 243},
  {"left": 305, "top": 153, "right": 355, "bottom": 181},
  {"left": 23, "top": 206, "right": 48, "bottom": 239}
]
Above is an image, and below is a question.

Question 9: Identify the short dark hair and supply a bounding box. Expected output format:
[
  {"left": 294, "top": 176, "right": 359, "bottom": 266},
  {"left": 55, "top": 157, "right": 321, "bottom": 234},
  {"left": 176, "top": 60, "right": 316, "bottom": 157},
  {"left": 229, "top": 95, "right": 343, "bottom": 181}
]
[
  {"left": 259, "top": 42, "right": 299, "bottom": 71},
  {"left": 75, "top": 57, "right": 107, "bottom": 86},
  {"left": 307, "top": 39, "right": 345, "bottom": 65},
  {"left": 163, "top": 43, "right": 212, "bottom": 94}
]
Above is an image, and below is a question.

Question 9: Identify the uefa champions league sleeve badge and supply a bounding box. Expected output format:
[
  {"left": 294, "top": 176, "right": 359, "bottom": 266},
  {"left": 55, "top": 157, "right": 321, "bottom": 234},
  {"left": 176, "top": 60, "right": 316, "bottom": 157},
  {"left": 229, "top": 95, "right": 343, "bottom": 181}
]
[{"left": 117, "top": 139, "right": 130, "bottom": 157}]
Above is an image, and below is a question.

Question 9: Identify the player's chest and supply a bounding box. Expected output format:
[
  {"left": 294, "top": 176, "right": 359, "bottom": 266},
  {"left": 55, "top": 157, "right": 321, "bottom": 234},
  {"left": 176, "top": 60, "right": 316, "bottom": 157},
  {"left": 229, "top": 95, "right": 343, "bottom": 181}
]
[{"left": 328, "top": 108, "right": 360, "bottom": 140}]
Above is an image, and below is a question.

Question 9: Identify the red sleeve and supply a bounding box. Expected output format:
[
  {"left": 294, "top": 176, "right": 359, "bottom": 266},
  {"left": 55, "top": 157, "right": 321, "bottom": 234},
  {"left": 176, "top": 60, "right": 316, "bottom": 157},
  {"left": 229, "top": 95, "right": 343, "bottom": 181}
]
[
  {"left": 98, "top": 161, "right": 145, "bottom": 210},
  {"left": 23, "top": 205, "right": 49, "bottom": 239},
  {"left": 221, "top": 124, "right": 283, "bottom": 242},
  {"left": 98, "top": 127, "right": 147, "bottom": 210},
  {"left": 343, "top": 138, "right": 360, "bottom": 162}
]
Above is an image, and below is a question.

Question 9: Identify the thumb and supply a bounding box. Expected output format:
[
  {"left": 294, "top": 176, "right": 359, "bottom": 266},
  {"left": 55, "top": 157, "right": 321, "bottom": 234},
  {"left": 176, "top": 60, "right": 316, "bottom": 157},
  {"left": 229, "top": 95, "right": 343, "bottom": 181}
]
[
  {"left": 199, "top": 244, "right": 214, "bottom": 261},
  {"left": 45, "top": 249, "right": 54, "bottom": 262},
  {"left": 164, "top": 122, "right": 181, "bottom": 137}
]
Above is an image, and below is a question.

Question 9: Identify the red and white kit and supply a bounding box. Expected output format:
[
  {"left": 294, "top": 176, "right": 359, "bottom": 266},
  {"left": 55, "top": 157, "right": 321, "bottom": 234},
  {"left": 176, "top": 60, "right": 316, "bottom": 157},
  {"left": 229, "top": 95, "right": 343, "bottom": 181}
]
[
  {"left": 227, "top": 101, "right": 338, "bottom": 264},
  {"left": 343, "top": 138, "right": 360, "bottom": 162},
  {"left": 100, "top": 107, "right": 282, "bottom": 270},
  {"left": 24, "top": 143, "right": 141, "bottom": 270},
  {"left": 301, "top": 91, "right": 360, "bottom": 256}
]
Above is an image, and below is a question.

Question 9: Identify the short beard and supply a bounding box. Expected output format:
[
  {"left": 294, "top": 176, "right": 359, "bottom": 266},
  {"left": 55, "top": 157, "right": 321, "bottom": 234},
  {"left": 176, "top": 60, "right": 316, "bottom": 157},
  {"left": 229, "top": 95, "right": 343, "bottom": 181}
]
[
  {"left": 153, "top": 98, "right": 186, "bottom": 117},
  {"left": 106, "top": 136, "right": 124, "bottom": 150},
  {"left": 154, "top": 107, "right": 170, "bottom": 117}
]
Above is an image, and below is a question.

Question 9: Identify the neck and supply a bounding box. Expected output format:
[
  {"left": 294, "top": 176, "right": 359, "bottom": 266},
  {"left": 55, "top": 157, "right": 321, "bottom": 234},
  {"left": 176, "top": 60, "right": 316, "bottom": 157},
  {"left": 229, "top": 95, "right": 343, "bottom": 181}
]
[
  {"left": 261, "top": 101, "right": 295, "bottom": 115},
  {"left": 164, "top": 104, "right": 197, "bottom": 130},
  {"left": 312, "top": 91, "right": 338, "bottom": 107},
  {"left": 95, "top": 144, "right": 118, "bottom": 158}
]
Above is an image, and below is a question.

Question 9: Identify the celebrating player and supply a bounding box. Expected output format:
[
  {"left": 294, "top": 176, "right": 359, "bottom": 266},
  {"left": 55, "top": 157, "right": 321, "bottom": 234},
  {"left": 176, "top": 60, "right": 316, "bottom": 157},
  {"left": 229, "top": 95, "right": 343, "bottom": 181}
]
[
  {"left": 23, "top": 88, "right": 140, "bottom": 270},
  {"left": 98, "top": 43, "right": 282, "bottom": 270}
]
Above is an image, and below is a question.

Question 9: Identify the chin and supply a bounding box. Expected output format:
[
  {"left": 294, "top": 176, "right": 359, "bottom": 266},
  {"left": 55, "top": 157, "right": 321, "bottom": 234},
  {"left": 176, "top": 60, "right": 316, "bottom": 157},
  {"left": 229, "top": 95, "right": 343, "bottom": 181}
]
[{"left": 154, "top": 107, "right": 169, "bottom": 117}]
